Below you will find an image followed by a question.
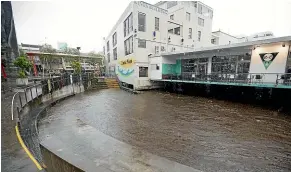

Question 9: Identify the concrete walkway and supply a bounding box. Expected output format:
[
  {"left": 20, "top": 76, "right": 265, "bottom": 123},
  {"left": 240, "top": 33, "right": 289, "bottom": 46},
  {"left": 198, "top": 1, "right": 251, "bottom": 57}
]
[
  {"left": 39, "top": 111, "right": 201, "bottom": 172},
  {"left": 1, "top": 80, "right": 38, "bottom": 172}
]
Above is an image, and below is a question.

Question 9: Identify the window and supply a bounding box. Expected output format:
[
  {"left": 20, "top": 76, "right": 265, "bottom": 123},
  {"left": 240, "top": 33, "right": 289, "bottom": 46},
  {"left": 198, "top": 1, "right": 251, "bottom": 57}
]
[
  {"left": 198, "top": 31, "right": 201, "bottom": 41},
  {"left": 208, "top": 9, "right": 213, "bottom": 19},
  {"left": 107, "top": 53, "right": 110, "bottom": 62},
  {"left": 138, "top": 39, "right": 146, "bottom": 48},
  {"left": 186, "top": 12, "right": 190, "bottom": 21},
  {"left": 174, "top": 27, "right": 180, "bottom": 35},
  {"left": 139, "top": 67, "right": 148, "bottom": 77},
  {"left": 155, "top": 46, "right": 159, "bottom": 54},
  {"left": 138, "top": 12, "right": 146, "bottom": 32},
  {"left": 170, "top": 14, "right": 174, "bottom": 20},
  {"left": 155, "top": 17, "right": 159, "bottom": 31},
  {"left": 188, "top": 28, "right": 192, "bottom": 39},
  {"left": 198, "top": 4, "right": 202, "bottom": 14},
  {"left": 124, "top": 13, "right": 133, "bottom": 37},
  {"left": 113, "top": 48, "right": 117, "bottom": 60},
  {"left": 182, "top": 58, "right": 208, "bottom": 75},
  {"left": 112, "top": 32, "right": 117, "bottom": 46},
  {"left": 168, "top": 29, "right": 173, "bottom": 34},
  {"left": 198, "top": 17, "right": 204, "bottom": 26},
  {"left": 211, "top": 38, "right": 216, "bottom": 44},
  {"left": 167, "top": 1, "right": 177, "bottom": 9},
  {"left": 124, "top": 36, "right": 133, "bottom": 55},
  {"left": 161, "top": 46, "right": 165, "bottom": 52},
  {"left": 107, "top": 41, "right": 110, "bottom": 51}
]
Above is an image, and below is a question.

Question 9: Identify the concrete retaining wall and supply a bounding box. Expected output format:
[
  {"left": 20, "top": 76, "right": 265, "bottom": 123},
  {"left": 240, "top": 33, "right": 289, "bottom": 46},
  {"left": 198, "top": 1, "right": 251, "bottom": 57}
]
[{"left": 40, "top": 144, "right": 84, "bottom": 172}]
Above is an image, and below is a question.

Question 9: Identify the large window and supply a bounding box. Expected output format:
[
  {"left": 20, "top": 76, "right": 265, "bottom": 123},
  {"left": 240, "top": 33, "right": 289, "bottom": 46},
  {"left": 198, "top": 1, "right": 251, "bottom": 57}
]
[
  {"left": 182, "top": 58, "right": 208, "bottom": 76},
  {"left": 124, "top": 36, "right": 133, "bottom": 55},
  {"left": 139, "top": 67, "right": 148, "bottom": 77},
  {"left": 198, "top": 17, "right": 204, "bottom": 26},
  {"left": 124, "top": 13, "right": 133, "bottom": 37},
  {"left": 155, "top": 17, "right": 159, "bottom": 31},
  {"left": 211, "top": 56, "right": 238, "bottom": 74},
  {"left": 107, "top": 53, "right": 110, "bottom": 63},
  {"left": 188, "top": 28, "right": 192, "bottom": 39},
  {"left": 198, "top": 31, "right": 201, "bottom": 41},
  {"left": 186, "top": 12, "right": 191, "bottom": 21},
  {"left": 113, "top": 48, "right": 117, "bottom": 60},
  {"left": 138, "top": 12, "right": 146, "bottom": 32},
  {"left": 112, "top": 32, "right": 117, "bottom": 46},
  {"left": 107, "top": 41, "right": 110, "bottom": 52},
  {"left": 138, "top": 39, "right": 146, "bottom": 48}
]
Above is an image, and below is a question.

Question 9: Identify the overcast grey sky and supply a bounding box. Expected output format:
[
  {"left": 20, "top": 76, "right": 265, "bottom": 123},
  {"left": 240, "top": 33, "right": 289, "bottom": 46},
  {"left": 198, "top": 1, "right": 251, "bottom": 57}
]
[{"left": 12, "top": 0, "right": 291, "bottom": 52}]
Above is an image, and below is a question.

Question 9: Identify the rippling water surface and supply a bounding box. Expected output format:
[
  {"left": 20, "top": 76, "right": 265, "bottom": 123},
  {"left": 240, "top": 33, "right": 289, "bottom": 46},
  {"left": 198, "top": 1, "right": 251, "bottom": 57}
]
[{"left": 42, "top": 89, "right": 291, "bottom": 171}]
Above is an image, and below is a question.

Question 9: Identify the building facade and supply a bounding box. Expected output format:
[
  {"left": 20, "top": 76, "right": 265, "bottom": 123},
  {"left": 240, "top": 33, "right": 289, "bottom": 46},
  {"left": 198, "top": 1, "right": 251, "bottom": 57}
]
[
  {"left": 104, "top": 1, "right": 214, "bottom": 90},
  {"left": 1, "top": 1, "right": 19, "bottom": 78},
  {"left": 149, "top": 36, "right": 291, "bottom": 86},
  {"left": 211, "top": 31, "right": 240, "bottom": 46}
]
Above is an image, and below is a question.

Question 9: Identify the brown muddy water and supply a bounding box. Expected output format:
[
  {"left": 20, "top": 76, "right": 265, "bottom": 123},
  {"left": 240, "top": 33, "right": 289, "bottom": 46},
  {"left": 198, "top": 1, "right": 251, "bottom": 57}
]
[{"left": 41, "top": 89, "right": 291, "bottom": 171}]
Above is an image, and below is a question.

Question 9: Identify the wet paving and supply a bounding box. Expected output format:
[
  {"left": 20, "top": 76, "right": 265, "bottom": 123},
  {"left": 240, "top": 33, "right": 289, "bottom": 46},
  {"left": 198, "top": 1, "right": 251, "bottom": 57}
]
[
  {"left": 1, "top": 81, "right": 40, "bottom": 172},
  {"left": 39, "top": 89, "right": 291, "bottom": 172}
]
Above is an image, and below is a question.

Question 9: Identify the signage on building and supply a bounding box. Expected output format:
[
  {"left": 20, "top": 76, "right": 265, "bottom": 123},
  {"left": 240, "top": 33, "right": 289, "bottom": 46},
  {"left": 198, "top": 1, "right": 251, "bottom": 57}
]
[
  {"left": 118, "top": 57, "right": 135, "bottom": 76},
  {"left": 134, "top": 1, "right": 168, "bottom": 14},
  {"left": 259, "top": 52, "right": 278, "bottom": 69}
]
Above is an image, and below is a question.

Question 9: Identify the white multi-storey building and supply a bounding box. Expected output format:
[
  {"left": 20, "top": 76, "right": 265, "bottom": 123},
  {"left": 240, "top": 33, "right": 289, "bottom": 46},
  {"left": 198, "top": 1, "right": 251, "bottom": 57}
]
[{"left": 103, "top": 1, "right": 214, "bottom": 90}]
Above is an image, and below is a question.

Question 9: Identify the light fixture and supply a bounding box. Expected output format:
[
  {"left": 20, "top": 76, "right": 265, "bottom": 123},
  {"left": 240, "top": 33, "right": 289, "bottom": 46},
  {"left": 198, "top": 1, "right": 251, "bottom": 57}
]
[{"left": 282, "top": 43, "right": 285, "bottom": 47}]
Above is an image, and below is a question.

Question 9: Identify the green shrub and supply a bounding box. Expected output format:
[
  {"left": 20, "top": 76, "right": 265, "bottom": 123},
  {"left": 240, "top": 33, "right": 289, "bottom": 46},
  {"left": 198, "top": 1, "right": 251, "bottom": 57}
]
[
  {"left": 71, "top": 61, "right": 81, "bottom": 74},
  {"left": 14, "top": 56, "right": 32, "bottom": 78}
]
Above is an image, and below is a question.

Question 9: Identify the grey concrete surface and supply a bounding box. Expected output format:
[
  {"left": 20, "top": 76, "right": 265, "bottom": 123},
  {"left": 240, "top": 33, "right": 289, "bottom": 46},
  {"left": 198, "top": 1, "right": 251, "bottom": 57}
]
[
  {"left": 1, "top": 80, "right": 39, "bottom": 172},
  {"left": 38, "top": 89, "right": 291, "bottom": 172}
]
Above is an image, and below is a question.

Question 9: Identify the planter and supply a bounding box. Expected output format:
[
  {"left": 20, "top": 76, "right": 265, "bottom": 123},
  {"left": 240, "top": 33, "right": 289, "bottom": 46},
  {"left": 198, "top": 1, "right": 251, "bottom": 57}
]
[{"left": 16, "top": 78, "right": 28, "bottom": 86}]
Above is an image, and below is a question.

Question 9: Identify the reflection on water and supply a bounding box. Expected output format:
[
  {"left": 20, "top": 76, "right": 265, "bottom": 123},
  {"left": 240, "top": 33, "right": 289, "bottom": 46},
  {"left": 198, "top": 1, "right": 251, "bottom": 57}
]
[{"left": 44, "top": 89, "right": 291, "bottom": 171}]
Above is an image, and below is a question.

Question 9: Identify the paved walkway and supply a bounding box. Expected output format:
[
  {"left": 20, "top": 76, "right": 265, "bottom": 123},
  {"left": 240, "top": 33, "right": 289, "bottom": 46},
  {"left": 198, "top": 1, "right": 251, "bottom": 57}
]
[
  {"left": 38, "top": 108, "right": 201, "bottom": 172},
  {"left": 1, "top": 80, "right": 38, "bottom": 172}
]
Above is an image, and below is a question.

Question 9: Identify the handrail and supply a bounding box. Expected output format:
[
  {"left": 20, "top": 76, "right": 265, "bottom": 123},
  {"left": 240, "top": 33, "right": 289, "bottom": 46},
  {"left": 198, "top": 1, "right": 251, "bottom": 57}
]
[{"left": 11, "top": 91, "right": 20, "bottom": 121}]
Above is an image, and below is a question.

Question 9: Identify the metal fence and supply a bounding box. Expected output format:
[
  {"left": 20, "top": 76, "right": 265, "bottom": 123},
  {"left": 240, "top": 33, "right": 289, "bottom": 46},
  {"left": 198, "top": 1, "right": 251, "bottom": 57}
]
[
  {"left": 11, "top": 73, "right": 94, "bottom": 168},
  {"left": 162, "top": 73, "right": 291, "bottom": 86}
]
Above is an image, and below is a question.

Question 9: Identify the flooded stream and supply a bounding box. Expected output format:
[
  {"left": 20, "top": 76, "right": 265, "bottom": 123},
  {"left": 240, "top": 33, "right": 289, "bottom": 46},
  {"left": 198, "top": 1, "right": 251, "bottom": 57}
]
[{"left": 41, "top": 89, "right": 291, "bottom": 171}]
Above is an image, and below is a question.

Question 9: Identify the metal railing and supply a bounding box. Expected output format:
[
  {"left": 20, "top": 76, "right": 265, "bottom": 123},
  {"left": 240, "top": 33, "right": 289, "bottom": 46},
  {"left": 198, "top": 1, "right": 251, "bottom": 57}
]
[
  {"left": 161, "top": 73, "right": 291, "bottom": 86},
  {"left": 10, "top": 73, "right": 94, "bottom": 168}
]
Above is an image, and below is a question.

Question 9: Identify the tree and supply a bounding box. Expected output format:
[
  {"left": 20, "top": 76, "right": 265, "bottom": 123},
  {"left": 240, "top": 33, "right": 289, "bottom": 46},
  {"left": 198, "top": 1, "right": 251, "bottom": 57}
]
[
  {"left": 13, "top": 56, "right": 32, "bottom": 78},
  {"left": 71, "top": 60, "right": 81, "bottom": 74},
  {"left": 40, "top": 44, "right": 57, "bottom": 53}
]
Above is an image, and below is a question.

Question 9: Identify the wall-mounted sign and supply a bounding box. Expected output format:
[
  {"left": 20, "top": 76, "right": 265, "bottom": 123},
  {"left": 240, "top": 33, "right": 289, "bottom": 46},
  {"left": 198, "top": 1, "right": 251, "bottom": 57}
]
[
  {"left": 259, "top": 52, "right": 278, "bottom": 69},
  {"left": 134, "top": 1, "right": 168, "bottom": 14},
  {"left": 118, "top": 57, "right": 135, "bottom": 77}
]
